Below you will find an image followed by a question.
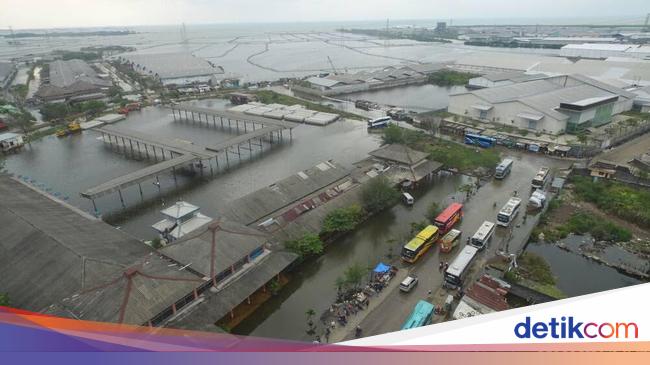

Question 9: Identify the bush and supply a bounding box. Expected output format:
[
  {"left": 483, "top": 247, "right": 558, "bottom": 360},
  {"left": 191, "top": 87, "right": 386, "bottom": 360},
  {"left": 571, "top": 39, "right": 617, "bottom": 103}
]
[
  {"left": 426, "top": 201, "right": 441, "bottom": 221},
  {"left": 518, "top": 253, "right": 555, "bottom": 286},
  {"left": 284, "top": 233, "right": 324, "bottom": 258},
  {"left": 571, "top": 176, "right": 650, "bottom": 229},
  {"left": 336, "top": 262, "right": 368, "bottom": 290},
  {"left": 0, "top": 293, "right": 9, "bottom": 307},
  {"left": 427, "top": 70, "right": 478, "bottom": 86},
  {"left": 321, "top": 204, "right": 365, "bottom": 234},
  {"left": 361, "top": 175, "right": 400, "bottom": 213}
]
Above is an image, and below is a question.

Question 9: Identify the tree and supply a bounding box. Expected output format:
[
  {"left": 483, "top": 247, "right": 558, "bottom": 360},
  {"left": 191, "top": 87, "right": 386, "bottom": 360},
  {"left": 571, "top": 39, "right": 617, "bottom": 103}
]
[
  {"left": 40, "top": 103, "right": 70, "bottom": 121},
  {"left": 342, "top": 262, "right": 367, "bottom": 289},
  {"left": 305, "top": 308, "right": 317, "bottom": 336},
  {"left": 0, "top": 293, "right": 9, "bottom": 307},
  {"left": 361, "top": 175, "right": 400, "bottom": 213},
  {"left": 284, "top": 233, "right": 324, "bottom": 258},
  {"left": 321, "top": 204, "right": 364, "bottom": 234},
  {"left": 382, "top": 124, "right": 404, "bottom": 144}
]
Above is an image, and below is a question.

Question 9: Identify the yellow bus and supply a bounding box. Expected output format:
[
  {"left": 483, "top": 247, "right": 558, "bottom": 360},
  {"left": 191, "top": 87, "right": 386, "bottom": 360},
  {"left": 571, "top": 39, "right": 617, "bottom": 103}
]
[{"left": 401, "top": 225, "right": 439, "bottom": 263}]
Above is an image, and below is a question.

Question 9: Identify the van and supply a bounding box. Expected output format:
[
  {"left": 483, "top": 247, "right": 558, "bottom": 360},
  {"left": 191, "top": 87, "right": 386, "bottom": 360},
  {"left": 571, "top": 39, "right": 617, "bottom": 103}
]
[
  {"left": 399, "top": 275, "right": 419, "bottom": 292},
  {"left": 402, "top": 192, "right": 414, "bottom": 206}
]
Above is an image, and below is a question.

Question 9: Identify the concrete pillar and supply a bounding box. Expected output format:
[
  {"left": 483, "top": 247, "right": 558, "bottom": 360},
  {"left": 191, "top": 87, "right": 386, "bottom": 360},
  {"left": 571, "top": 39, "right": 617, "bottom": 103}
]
[
  {"left": 118, "top": 189, "right": 125, "bottom": 208},
  {"left": 138, "top": 183, "right": 143, "bottom": 199}
]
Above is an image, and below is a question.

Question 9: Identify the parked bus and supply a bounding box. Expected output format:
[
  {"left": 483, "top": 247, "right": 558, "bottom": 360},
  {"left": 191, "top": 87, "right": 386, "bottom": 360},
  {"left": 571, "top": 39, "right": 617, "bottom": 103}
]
[
  {"left": 401, "top": 225, "right": 440, "bottom": 263},
  {"left": 497, "top": 197, "right": 522, "bottom": 227},
  {"left": 444, "top": 245, "right": 479, "bottom": 289},
  {"left": 469, "top": 221, "right": 496, "bottom": 250},
  {"left": 439, "top": 229, "right": 462, "bottom": 253},
  {"left": 531, "top": 167, "right": 550, "bottom": 189},
  {"left": 401, "top": 300, "right": 435, "bottom": 330},
  {"left": 494, "top": 158, "right": 514, "bottom": 179},
  {"left": 367, "top": 116, "right": 391, "bottom": 129},
  {"left": 433, "top": 203, "right": 463, "bottom": 235},
  {"left": 464, "top": 133, "right": 496, "bottom": 148}
]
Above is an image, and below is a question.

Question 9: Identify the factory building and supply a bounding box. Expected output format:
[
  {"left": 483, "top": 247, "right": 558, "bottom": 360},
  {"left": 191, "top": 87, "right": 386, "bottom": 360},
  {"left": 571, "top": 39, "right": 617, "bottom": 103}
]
[
  {"left": 560, "top": 44, "right": 650, "bottom": 60},
  {"left": 448, "top": 74, "right": 635, "bottom": 135},
  {"left": 35, "top": 59, "right": 111, "bottom": 103},
  {"left": 118, "top": 52, "right": 233, "bottom": 87}
]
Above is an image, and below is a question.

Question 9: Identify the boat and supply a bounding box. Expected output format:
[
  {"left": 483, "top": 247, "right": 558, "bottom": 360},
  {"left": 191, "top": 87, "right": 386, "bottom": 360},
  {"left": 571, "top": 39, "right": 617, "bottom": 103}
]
[
  {"left": 439, "top": 229, "right": 461, "bottom": 253},
  {"left": 55, "top": 128, "right": 69, "bottom": 137},
  {"left": 67, "top": 122, "right": 81, "bottom": 133}
]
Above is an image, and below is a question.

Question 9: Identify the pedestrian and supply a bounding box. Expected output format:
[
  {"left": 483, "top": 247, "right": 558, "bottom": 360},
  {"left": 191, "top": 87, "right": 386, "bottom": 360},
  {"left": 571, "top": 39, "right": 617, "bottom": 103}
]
[
  {"left": 355, "top": 326, "right": 363, "bottom": 338},
  {"left": 438, "top": 261, "right": 444, "bottom": 272},
  {"left": 330, "top": 321, "right": 336, "bottom": 329},
  {"left": 444, "top": 262, "right": 449, "bottom": 271},
  {"left": 427, "top": 289, "right": 432, "bottom": 296}
]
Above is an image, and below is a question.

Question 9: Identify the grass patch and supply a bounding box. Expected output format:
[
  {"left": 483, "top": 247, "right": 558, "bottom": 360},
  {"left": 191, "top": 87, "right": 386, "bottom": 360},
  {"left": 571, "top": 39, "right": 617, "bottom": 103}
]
[
  {"left": 25, "top": 126, "right": 58, "bottom": 142},
  {"left": 426, "top": 139, "right": 500, "bottom": 172},
  {"left": 571, "top": 176, "right": 650, "bottom": 229},
  {"left": 253, "top": 90, "right": 362, "bottom": 120},
  {"left": 427, "top": 70, "right": 478, "bottom": 86}
]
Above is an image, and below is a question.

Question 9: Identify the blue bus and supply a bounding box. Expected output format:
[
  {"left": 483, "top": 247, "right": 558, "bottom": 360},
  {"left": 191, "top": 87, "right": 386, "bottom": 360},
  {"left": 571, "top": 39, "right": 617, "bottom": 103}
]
[
  {"left": 464, "top": 133, "right": 496, "bottom": 148},
  {"left": 401, "top": 300, "right": 435, "bottom": 330}
]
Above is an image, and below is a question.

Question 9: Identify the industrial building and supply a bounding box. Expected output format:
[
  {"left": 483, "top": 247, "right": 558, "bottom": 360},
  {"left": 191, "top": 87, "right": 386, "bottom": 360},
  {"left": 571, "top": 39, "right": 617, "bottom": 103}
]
[
  {"left": 560, "top": 44, "right": 650, "bottom": 60},
  {"left": 448, "top": 74, "right": 635, "bottom": 135},
  {"left": 467, "top": 71, "right": 547, "bottom": 89},
  {"left": 0, "top": 175, "right": 295, "bottom": 330},
  {"left": 118, "top": 52, "right": 231, "bottom": 87},
  {"left": 35, "top": 59, "right": 111, "bottom": 103},
  {"left": 296, "top": 63, "right": 444, "bottom": 96}
]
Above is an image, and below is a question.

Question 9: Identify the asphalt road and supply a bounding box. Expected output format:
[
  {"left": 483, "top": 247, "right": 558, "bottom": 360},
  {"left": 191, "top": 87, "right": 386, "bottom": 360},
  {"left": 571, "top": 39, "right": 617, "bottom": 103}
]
[{"left": 346, "top": 151, "right": 571, "bottom": 340}]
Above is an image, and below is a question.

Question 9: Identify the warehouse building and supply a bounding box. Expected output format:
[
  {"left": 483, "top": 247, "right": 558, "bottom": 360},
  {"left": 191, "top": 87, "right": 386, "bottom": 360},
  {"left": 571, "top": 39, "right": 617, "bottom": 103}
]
[
  {"left": 448, "top": 74, "right": 635, "bottom": 135},
  {"left": 118, "top": 52, "right": 229, "bottom": 87},
  {"left": 0, "top": 175, "right": 294, "bottom": 330},
  {"left": 467, "top": 71, "right": 547, "bottom": 89},
  {"left": 35, "top": 59, "right": 111, "bottom": 103},
  {"left": 560, "top": 44, "right": 650, "bottom": 60}
]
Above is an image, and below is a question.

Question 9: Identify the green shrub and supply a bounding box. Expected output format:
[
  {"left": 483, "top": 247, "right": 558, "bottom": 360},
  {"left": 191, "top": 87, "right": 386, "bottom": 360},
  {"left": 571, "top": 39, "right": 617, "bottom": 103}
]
[
  {"left": 284, "top": 233, "right": 324, "bottom": 258},
  {"left": 361, "top": 176, "right": 400, "bottom": 213},
  {"left": 321, "top": 204, "right": 365, "bottom": 234}
]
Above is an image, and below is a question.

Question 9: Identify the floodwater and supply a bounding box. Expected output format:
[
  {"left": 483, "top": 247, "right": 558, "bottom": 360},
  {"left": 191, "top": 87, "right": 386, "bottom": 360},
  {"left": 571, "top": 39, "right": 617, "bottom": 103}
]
[
  {"left": 237, "top": 150, "right": 571, "bottom": 340},
  {"left": 526, "top": 236, "right": 642, "bottom": 297},
  {"left": 341, "top": 84, "right": 467, "bottom": 113},
  {"left": 4, "top": 100, "right": 381, "bottom": 238}
]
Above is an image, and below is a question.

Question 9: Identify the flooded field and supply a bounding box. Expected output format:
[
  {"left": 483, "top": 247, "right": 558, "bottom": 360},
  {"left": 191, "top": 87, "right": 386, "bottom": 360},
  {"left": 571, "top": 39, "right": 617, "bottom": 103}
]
[{"left": 4, "top": 99, "right": 381, "bottom": 238}]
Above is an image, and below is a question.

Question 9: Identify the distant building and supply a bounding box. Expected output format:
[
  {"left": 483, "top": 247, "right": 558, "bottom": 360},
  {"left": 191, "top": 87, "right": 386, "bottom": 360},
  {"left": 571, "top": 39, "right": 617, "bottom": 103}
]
[
  {"left": 35, "top": 59, "right": 111, "bottom": 103},
  {"left": 560, "top": 44, "right": 650, "bottom": 60},
  {"left": 435, "top": 22, "right": 447, "bottom": 33},
  {"left": 467, "top": 71, "right": 547, "bottom": 89},
  {"left": 448, "top": 74, "right": 635, "bottom": 134},
  {"left": 118, "top": 52, "right": 231, "bottom": 87}
]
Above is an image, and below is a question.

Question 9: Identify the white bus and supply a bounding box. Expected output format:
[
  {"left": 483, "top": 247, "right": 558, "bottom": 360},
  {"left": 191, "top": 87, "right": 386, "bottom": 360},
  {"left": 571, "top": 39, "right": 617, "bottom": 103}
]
[
  {"left": 367, "top": 116, "right": 391, "bottom": 129},
  {"left": 495, "top": 158, "right": 514, "bottom": 179},
  {"left": 497, "top": 197, "right": 522, "bottom": 227},
  {"left": 531, "top": 167, "right": 550, "bottom": 189},
  {"left": 469, "top": 221, "right": 496, "bottom": 250},
  {"left": 444, "top": 245, "right": 479, "bottom": 289}
]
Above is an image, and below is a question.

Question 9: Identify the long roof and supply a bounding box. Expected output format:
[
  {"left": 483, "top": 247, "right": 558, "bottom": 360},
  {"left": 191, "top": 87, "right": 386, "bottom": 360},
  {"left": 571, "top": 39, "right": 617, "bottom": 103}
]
[
  {"left": 160, "top": 219, "right": 269, "bottom": 277},
  {"left": 48, "top": 59, "right": 110, "bottom": 88},
  {"left": 121, "top": 52, "right": 223, "bottom": 79},
  {"left": 369, "top": 144, "right": 428, "bottom": 165},
  {"left": 0, "top": 176, "right": 152, "bottom": 312},
  {"left": 454, "top": 74, "right": 635, "bottom": 121}
]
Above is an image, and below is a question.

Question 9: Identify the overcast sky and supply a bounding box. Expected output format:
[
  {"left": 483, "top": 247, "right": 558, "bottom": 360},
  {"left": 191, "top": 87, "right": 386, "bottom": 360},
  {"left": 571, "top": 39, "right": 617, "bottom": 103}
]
[{"left": 1, "top": 0, "right": 647, "bottom": 29}]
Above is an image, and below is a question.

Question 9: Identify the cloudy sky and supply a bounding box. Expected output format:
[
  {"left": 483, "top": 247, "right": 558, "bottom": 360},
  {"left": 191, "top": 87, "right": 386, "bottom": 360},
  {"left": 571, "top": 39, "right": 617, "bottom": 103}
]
[{"left": 0, "top": 0, "right": 647, "bottom": 29}]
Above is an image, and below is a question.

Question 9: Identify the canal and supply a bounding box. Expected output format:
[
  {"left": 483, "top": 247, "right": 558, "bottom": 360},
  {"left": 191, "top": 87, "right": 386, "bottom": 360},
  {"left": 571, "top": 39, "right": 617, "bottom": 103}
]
[{"left": 526, "top": 237, "right": 643, "bottom": 297}]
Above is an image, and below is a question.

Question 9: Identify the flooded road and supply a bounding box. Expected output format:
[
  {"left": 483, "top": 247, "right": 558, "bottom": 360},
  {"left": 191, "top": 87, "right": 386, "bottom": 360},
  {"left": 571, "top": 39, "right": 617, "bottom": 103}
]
[{"left": 237, "top": 150, "right": 571, "bottom": 340}]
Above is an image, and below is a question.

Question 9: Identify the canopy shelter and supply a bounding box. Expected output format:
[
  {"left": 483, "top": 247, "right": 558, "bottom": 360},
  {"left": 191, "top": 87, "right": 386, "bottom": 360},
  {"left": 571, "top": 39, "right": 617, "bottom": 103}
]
[{"left": 373, "top": 262, "right": 391, "bottom": 274}]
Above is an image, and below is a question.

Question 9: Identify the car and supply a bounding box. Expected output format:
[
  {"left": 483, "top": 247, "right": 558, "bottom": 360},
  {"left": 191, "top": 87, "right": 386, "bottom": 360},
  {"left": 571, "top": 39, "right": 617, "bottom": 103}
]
[{"left": 399, "top": 274, "right": 419, "bottom": 292}]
